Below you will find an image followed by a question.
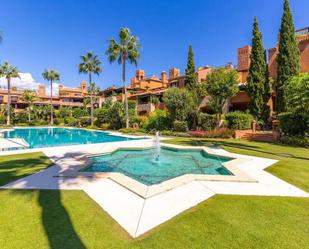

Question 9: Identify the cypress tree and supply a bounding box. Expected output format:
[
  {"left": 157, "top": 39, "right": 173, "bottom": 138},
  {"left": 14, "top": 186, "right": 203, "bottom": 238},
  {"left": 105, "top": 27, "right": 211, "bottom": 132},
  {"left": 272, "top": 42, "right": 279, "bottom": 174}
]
[
  {"left": 261, "top": 50, "right": 271, "bottom": 124},
  {"left": 185, "top": 45, "right": 197, "bottom": 91},
  {"left": 247, "top": 17, "right": 269, "bottom": 124},
  {"left": 276, "top": 0, "right": 300, "bottom": 113}
]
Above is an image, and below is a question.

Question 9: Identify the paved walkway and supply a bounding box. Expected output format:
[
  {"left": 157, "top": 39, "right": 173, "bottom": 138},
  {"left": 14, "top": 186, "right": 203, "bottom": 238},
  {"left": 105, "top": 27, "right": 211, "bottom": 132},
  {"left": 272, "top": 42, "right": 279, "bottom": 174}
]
[{"left": 1, "top": 139, "right": 308, "bottom": 237}]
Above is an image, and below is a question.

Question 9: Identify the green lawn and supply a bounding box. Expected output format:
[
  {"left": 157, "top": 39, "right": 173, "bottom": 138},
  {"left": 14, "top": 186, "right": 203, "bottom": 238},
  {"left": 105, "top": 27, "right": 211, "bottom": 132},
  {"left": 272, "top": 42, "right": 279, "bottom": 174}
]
[
  {"left": 0, "top": 152, "right": 53, "bottom": 186},
  {"left": 0, "top": 142, "right": 309, "bottom": 249},
  {"left": 165, "top": 137, "right": 309, "bottom": 192}
]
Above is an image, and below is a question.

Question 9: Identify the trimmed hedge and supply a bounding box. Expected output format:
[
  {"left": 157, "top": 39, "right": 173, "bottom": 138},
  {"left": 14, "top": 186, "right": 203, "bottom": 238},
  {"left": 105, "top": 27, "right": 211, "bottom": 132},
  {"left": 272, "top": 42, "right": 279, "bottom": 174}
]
[
  {"left": 198, "top": 113, "right": 217, "bottom": 130},
  {"left": 278, "top": 112, "right": 308, "bottom": 136},
  {"left": 225, "top": 111, "right": 253, "bottom": 130},
  {"left": 173, "top": 120, "right": 188, "bottom": 132}
]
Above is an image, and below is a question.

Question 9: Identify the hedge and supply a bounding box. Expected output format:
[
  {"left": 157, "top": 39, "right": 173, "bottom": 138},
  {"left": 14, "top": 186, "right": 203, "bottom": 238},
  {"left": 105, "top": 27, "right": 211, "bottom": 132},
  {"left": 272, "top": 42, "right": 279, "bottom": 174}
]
[
  {"left": 225, "top": 111, "right": 253, "bottom": 130},
  {"left": 278, "top": 112, "right": 308, "bottom": 136}
]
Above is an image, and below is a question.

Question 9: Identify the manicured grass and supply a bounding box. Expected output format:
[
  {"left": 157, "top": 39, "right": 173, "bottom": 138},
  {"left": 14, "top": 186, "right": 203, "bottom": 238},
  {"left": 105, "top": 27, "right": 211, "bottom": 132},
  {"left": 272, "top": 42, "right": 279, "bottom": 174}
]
[
  {"left": 0, "top": 190, "right": 308, "bottom": 249},
  {"left": 165, "top": 138, "right": 309, "bottom": 192},
  {"left": 0, "top": 152, "right": 53, "bottom": 186},
  {"left": 0, "top": 142, "right": 308, "bottom": 248}
]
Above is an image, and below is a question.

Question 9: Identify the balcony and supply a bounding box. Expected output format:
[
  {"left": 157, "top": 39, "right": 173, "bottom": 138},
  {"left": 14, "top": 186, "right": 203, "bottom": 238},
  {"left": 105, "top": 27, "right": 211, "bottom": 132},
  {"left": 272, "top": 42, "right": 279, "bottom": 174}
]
[{"left": 137, "top": 103, "right": 155, "bottom": 114}]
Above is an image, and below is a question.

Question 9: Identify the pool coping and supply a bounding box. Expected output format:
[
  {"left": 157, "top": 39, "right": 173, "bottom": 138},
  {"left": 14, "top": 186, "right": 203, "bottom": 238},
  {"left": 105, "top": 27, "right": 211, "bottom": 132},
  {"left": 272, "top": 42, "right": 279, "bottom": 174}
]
[{"left": 56, "top": 143, "right": 257, "bottom": 198}]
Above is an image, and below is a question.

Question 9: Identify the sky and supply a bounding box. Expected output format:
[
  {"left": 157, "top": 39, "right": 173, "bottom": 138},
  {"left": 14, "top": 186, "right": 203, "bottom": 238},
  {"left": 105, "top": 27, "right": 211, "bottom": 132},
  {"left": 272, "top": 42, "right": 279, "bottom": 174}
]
[{"left": 0, "top": 0, "right": 309, "bottom": 90}]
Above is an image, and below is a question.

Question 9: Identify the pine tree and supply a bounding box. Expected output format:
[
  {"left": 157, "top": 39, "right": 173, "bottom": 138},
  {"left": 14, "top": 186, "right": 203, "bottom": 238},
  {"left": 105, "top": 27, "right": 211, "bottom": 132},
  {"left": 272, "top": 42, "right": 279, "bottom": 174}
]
[
  {"left": 185, "top": 45, "right": 197, "bottom": 91},
  {"left": 261, "top": 50, "right": 271, "bottom": 124},
  {"left": 276, "top": 0, "right": 300, "bottom": 113},
  {"left": 247, "top": 17, "right": 270, "bottom": 124}
]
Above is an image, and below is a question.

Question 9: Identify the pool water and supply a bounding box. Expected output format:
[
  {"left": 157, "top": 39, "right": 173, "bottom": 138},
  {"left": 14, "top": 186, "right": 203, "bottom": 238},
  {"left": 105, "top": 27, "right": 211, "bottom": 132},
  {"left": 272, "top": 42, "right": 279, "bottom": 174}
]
[
  {"left": 3, "top": 128, "right": 138, "bottom": 148},
  {"left": 85, "top": 147, "right": 232, "bottom": 185}
]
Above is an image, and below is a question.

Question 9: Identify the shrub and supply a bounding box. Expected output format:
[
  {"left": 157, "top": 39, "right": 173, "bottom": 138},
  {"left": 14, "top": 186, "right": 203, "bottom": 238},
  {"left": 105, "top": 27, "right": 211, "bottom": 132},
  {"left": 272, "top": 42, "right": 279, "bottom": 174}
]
[
  {"left": 198, "top": 113, "right": 217, "bottom": 130},
  {"left": 0, "top": 115, "right": 6, "bottom": 124},
  {"left": 118, "top": 127, "right": 139, "bottom": 134},
  {"left": 130, "top": 115, "right": 149, "bottom": 129},
  {"left": 100, "top": 123, "right": 110, "bottom": 130},
  {"left": 64, "top": 117, "right": 78, "bottom": 126},
  {"left": 225, "top": 111, "right": 253, "bottom": 130},
  {"left": 279, "top": 135, "right": 309, "bottom": 148},
  {"left": 188, "top": 128, "right": 234, "bottom": 138},
  {"left": 146, "top": 109, "right": 170, "bottom": 131},
  {"left": 35, "top": 120, "right": 49, "bottom": 126},
  {"left": 173, "top": 120, "right": 188, "bottom": 132},
  {"left": 14, "top": 112, "right": 28, "bottom": 124},
  {"left": 58, "top": 107, "right": 72, "bottom": 118},
  {"left": 72, "top": 108, "right": 88, "bottom": 119},
  {"left": 160, "top": 130, "right": 190, "bottom": 137},
  {"left": 79, "top": 116, "right": 91, "bottom": 127},
  {"left": 54, "top": 118, "right": 64, "bottom": 125},
  {"left": 278, "top": 112, "right": 308, "bottom": 136}
]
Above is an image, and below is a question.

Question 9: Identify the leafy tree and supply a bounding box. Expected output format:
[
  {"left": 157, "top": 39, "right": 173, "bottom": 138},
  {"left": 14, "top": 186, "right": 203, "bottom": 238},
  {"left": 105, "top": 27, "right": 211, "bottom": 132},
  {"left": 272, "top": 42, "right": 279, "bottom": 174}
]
[
  {"left": 202, "top": 68, "right": 239, "bottom": 127},
  {"left": 247, "top": 17, "right": 271, "bottom": 125},
  {"left": 185, "top": 45, "right": 197, "bottom": 91},
  {"left": 21, "top": 90, "right": 37, "bottom": 122},
  {"left": 42, "top": 69, "right": 60, "bottom": 125},
  {"left": 72, "top": 107, "right": 88, "bottom": 119},
  {"left": 58, "top": 106, "right": 72, "bottom": 118},
  {"left": 284, "top": 73, "right": 309, "bottom": 113},
  {"left": 163, "top": 87, "right": 195, "bottom": 123},
  {"left": 276, "top": 0, "right": 300, "bottom": 112},
  {"left": 0, "top": 61, "right": 20, "bottom": 125},
  {"left": 78, "top": 52, "right": 102, "bottom": 126},
  {"left": 106, "top": 27, "right": 141, "bottom": 128}
]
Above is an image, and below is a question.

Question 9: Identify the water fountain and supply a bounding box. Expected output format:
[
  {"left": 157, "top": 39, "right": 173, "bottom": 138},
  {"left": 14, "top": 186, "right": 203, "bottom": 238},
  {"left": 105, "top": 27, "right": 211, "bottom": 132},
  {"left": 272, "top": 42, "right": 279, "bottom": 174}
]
[{"left": 153, "top": 131, "right": 161, "bottom": 162}]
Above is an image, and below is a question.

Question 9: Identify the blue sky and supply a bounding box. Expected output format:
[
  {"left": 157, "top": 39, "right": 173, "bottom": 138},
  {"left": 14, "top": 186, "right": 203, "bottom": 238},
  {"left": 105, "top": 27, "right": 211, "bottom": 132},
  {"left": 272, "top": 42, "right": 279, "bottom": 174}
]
[{"left": 0, "top": 0, "right": 308, "bottom": 89}]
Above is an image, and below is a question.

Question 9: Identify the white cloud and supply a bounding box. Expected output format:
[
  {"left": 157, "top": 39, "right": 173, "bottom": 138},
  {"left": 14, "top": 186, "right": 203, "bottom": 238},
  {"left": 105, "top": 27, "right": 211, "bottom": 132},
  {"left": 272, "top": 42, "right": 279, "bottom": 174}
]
[{"left": 0, "top": 72, "right": 59, "bottom": 96}]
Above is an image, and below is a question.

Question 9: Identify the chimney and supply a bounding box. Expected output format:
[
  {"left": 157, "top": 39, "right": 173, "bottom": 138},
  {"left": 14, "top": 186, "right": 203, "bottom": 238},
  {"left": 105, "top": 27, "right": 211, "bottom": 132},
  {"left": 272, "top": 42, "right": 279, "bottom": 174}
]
[
  {"left": 169, "top": 68, "right": 180, "bottom": 79},
  {"left": 80, "top": 81, "right": 87, "bottom": 94},
  {"left": 161, "top": 71, "right": 167, "bottom": 84},
  {"left": 136, "top": 69, "right": 145, "bottom": 80},
  {"left": 38, "top": 84, "right": 46, "bottom": 96}
]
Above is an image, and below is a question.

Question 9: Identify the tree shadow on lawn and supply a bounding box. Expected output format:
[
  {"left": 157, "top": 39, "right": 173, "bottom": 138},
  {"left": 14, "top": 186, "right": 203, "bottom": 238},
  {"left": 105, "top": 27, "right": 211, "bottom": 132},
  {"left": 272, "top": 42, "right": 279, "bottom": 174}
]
[
  {"left": 178, "top": 139, "right": 309, "bottom": 161},
  {"left": 0, "top": 155, "right": 52, "bottom": 186},
  {"left": 4, "top": 151, "right": 99, "bottom": 249}
]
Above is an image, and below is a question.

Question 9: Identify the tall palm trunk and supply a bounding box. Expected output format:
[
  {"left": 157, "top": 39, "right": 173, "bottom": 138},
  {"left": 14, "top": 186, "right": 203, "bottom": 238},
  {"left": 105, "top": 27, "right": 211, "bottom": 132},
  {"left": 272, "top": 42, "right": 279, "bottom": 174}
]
[
  {"left": 6, "top": 77, "right": 11, "bottom": 126},
  {"left": 89, "top": 73, "right": 94, "bottom": 126},
  {"left": 122, "top": 54, "right": 129, "bottom": 128},
  {"left": 28, "top": 107, "right": 31, "bottom": 123},
  {"left": 50, "top": 80, "right": 53, "bottom": 125}
]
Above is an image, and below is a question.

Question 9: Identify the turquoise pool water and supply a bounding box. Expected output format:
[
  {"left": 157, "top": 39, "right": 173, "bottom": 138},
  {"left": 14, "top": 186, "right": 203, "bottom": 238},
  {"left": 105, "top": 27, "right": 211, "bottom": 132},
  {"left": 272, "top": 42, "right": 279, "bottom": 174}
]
[
  {"left": 84, "top": 147, "right": 232, "bottom": 185},
  {"left": 3, "top": 128, "right": 138, "bottom": 148}
]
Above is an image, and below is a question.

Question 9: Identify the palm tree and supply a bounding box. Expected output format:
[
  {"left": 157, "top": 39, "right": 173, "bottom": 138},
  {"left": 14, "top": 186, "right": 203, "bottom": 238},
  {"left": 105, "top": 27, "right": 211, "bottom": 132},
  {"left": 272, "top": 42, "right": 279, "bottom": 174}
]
[
  {"left": 106, "top": 27, "right": 141, "bottom": 128},
  {"left": 0, "top": 62, "right": 20, "bottom": 125},
  {"left": 21, "top": 90, "right": 37, "bottom": 122},
  {"left": 42, "top": 69, "right": 60, "bottom": 125},
  {"left": 87, "top": 82, "right": 100, "bottom": 126},
  {"left": 78, "top": 52, "right": 102, "bottom": 126}
]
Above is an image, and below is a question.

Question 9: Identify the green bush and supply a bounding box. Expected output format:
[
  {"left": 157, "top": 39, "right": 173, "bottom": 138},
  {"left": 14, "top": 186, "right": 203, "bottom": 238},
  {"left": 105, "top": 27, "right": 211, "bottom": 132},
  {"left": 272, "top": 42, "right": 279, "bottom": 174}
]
[
  {"left": 54, "top": 118, "right": 64, "bottom": 125},
  {"left": 79, "top": 116, "right": 91, "bottom": 127},
  {"left": 58, "top": 107, "right": 72, "bottom": 118},
  {"left": 146, "top": 109, "right": 170, "bottom": 131},
  {"left": 0, "top": 115, "right": 6, "bottom": 124},
  {"left": 130, "top": 115, "right": 149, "bottom": 129},
  {"left": 118, "top": 127, "right": 139, "bottom": 134},
  {"left": 173, "top": 120, "right": 188, "bottom": 132},
  {"left": 100, "top": 123, "right": 110, "bottom": 130},
  {"left": 72, "top": 108, "right": 88, "bottom": 119},
  {"left": 160, "top": 130, "right": 190, "bottom": 137},
  {"left": 64, "top": 117, "right": 78, "bottom": 126},
  {"left": 225, "top": 111, "right": 253, "bottom": 130},
  {"left": 279, "top": 135, "right": 309, "bottom": 148},
  {"left": 198, "top": 113, "right": 217, "bottom": 130},
  {"left": 278, "top": 112, "right": 308, "bottom": 136},
  {"left": 14, "top": 112, "right": 29, "bottom": 124}
]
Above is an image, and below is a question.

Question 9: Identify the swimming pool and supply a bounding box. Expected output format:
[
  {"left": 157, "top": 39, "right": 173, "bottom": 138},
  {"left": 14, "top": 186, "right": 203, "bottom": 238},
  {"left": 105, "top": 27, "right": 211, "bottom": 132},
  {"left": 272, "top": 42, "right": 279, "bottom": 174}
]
[
  {"left": 84, "top": 147, "right": 232, "bottom": 185},
  {"left": 2, "top": 127, "right": 138, "bottom": 148}
]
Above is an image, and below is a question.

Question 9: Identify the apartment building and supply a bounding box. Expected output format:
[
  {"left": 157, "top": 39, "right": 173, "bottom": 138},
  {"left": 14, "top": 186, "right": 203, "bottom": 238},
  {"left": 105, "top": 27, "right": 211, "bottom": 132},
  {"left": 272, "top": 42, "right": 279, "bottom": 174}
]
[
  {"left": 236, "top": 27, "right": 309, "bottom": 112},
  {"left": 0, "top": 81, "right": 89, "bottom": 112}
]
